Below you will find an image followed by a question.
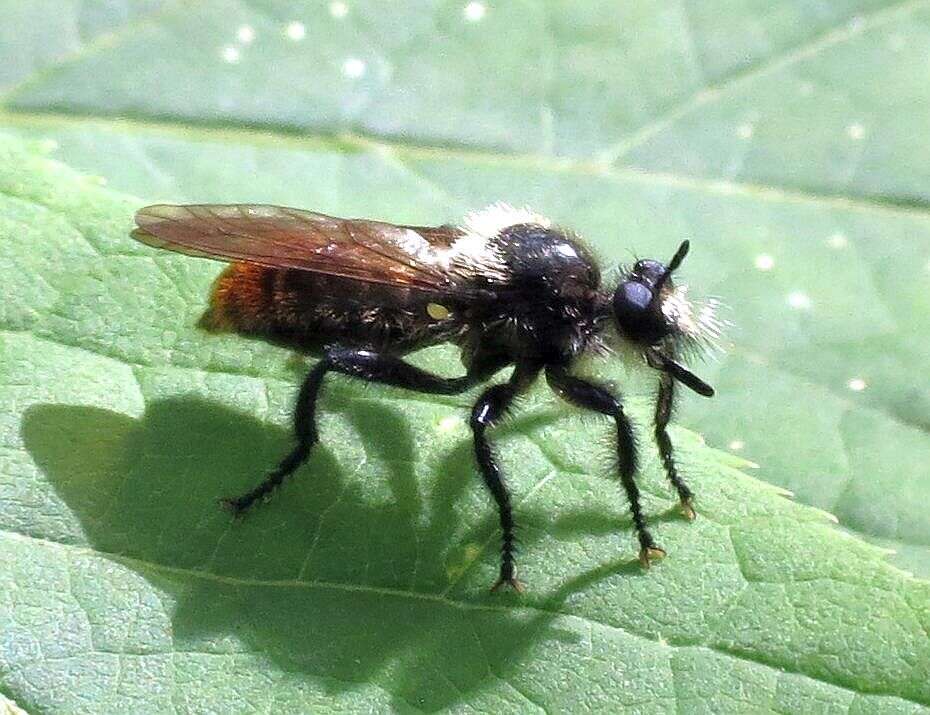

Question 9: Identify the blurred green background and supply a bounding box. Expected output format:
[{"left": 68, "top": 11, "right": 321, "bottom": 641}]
[{"left": 2, "top": 1, "right": 930, "bottom": 712}]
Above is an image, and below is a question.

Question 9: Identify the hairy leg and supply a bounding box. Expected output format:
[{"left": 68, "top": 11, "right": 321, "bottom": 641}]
[
  {"left": 546, "top": 366, "right": 665, "bottom": 568},
  {"left": 469, "top": 364, "right": 541, "bottom": 592},
  {"left": 655, "top": 373, "right": 695, "bottom": 519},
  {"left": 223, "top": 346, "right": 506, "bottom": 514}
]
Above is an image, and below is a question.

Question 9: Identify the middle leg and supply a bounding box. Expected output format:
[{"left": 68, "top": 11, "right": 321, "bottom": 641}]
[
  {"left": 546, "top": 366, "right": 665, "bottom": 568},
  {"left": 469, "top": 364, "right": 541, "bottom": 592}
]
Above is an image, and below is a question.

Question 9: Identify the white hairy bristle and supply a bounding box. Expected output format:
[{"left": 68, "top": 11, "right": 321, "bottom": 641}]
[
  {"left": 662, "top": 285, "right": 727, "bottom": 357},
  {"left": 444, "top": 203, "right": 551, "bottom": 281},
  {"left": 460, "top": 203, "right": 551, "bottom": 240},
  {"left": 395, "top": 227, "right": 433, "bottom": 262}
]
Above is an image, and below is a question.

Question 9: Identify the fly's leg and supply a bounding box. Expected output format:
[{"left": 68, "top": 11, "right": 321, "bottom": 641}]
[
  {"left": 222, "top": 346, "right": 505, "bottom": 515},
  {"left": 546, "top": 367, "right": 665, "bottom": 568},
  {"left": 469, "top": 365, "right": 540, "bottom": 592},
  {"left": 655, "top": 373, "right": 695, "bottom": 520}
]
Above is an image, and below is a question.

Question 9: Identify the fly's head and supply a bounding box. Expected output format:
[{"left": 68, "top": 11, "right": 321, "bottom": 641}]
[
  {"left": 612, "top": 256, "right": 677, "bottom": 345},
  {"left": 610, "top": 241, "right": 722, "bottom": 397}
]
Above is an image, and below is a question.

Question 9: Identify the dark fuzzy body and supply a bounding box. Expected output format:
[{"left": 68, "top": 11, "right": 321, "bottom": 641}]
[
  {"left": 201, "top": 262, "right": 464, "bottom": 354},
  {"left": 458, "top": 224, "right": 605, "bottom": 368},
  {"left": 204, "top": 224, "right": 606, "bottom": 368},
  {"left": 131, "top": 201, "right": 716, "bottom": 589}
]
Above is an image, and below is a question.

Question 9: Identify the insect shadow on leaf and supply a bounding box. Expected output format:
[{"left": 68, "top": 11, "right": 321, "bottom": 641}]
[
  {"left": 21, "top": 395, "right": 638, "bottom": 711},
  {"left": 130, "top": 203, "right": 722, "bottom": 588}
]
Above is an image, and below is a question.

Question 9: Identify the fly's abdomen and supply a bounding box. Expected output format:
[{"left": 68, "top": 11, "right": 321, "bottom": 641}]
[
  {"left": 200, "top": 262, "right": 460, "bottom": 352},
  {"left": 200, "top": 262, "right": 277, "bottom": 334}
]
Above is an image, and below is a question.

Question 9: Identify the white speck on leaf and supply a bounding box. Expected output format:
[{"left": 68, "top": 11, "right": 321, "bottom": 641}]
[
  {"left": 847, "top": 123, "right": 865, "bottom": 140},
  {"left": 736, "top": 123, "right": 754, "bottom": 139},
  {"left": 285, "top": 21, "right": 306, "bottom": 41},
  {"left": 787, "top": 291, "right": 812, "bottom": 310},
  {"left": 221, "top": 46, "right": 240, "bottom": 63},
  {"left": 463, "top": 2, "right": 486, "bottom": 22},
  {"left": 438, "top": 416, "right": 464, "bottom": 432},
  {"left": 330, "top": 1, "right": 349, "bottom": 18},
  {"left": 847, "top": 378, "right": 867, "bottom": 392},
  {"left": 754, "top": 254, "right": 774, "bottom": 271},
  {"left": 342, "top": 57, "right": 366, "bottom": 78},
  {"left": 827, "top": 232, "right": 848, "bottom": 249},
  {"left": 729, "top": 440, "right": 745, "bottom": 451},
  {"left": 237, "top": 25, "right": 255, "bottom": 44}
]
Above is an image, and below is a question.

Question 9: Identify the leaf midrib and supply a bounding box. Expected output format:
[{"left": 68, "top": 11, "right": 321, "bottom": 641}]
[
  {"left": 4, "top": 112, "right": 930, "bottom": 436},
  {"left": 5, "top": 108, "right": 930, "bottom": 223},
  {"left": 2, "top": 529, "right": 926, "bottom": 708}
]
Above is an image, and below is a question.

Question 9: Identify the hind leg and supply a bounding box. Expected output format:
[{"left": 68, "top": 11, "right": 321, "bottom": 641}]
[{"left": 223, "top": 346, "right": 504, "bottom": 514}]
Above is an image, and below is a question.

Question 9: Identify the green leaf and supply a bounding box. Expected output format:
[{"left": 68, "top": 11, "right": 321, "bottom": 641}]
[
  {"left": 1, "top": 133, "right": 928, "bottom": 713},
  {"left": 1, "top": 1, "right": 930, "bottom": 711}
]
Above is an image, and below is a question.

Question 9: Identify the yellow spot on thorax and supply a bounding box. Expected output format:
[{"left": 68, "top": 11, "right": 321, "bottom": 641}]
[{"left": 427, "top": 303, "right": 450, "bottom": 320}]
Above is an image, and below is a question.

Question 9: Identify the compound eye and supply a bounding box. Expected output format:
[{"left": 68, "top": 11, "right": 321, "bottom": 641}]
[
  {"left": 613, "top": 281, "right": 653, "bottom": 317},
  {"left": 613, "top": 280, "right": 669, "bottom": 343}
]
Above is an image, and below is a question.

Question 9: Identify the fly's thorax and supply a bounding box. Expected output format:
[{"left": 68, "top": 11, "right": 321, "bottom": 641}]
[
  {"left": 494, "top": 223, "right": 601, "bottom": 297},
  {"left": 445, "top": 204, "right": 599, "bottom": 294},
  {"left": 455, "top": 223, "right": 604, "bottom": 364}
]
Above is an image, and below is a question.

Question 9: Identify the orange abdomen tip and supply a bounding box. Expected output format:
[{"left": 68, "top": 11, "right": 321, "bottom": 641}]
[{"left": 199, "top": 262, "right": 276, "bottom": 334}]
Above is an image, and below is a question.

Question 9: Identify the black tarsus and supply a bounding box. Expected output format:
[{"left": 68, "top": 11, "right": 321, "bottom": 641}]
[
  {"left": 469, "top": 364, "right": 541, "bottom": 593},
  {"left": 222, "top": 346, "right": 506, "bottom": 515},
  {"left": 654, "top": 372, "right": 695, "bottom": 520},
  {"left": 545, "top": 366, "right": 665, "bottom": 568}
]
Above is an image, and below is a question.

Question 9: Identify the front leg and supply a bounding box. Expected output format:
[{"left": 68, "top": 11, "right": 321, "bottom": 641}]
[
  {"left": 469, "top": 364, "right": 541, "bottom": 592},
  {"left": 545, "top": 366, "right": 665, "bottom": 568},
  {"left": 655, "top": 373, "right": 695, "bottom": 520},
  {"left": 224, "top": 346, "right": 507, "bottom": 515}
]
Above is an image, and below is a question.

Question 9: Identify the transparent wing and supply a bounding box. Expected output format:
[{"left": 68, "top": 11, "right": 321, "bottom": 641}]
[{"left": 132, "top": 204, "right": 466, "bottom": 293}]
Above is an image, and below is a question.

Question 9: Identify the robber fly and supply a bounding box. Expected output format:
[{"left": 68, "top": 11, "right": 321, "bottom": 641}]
[{"left": 131, "top": 203, "right": 722, "bottom": 591}]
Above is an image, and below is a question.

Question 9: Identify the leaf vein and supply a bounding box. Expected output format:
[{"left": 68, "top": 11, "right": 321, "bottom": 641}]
[
  {"left": 3, "top": 529, "right": 927, "bottom": 707},
  {"left": 599, "top": 0, "right": 930, "bottom": 163}
]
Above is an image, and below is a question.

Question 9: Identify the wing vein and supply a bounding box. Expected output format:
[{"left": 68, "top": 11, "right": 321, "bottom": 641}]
[{"left": 131, "top": 203, "right": 471, "bottom": 296}]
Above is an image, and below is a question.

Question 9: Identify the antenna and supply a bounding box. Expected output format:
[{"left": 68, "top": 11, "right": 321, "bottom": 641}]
[{"left": 653, "top": 240, "right": 689, "bottom": 293}]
